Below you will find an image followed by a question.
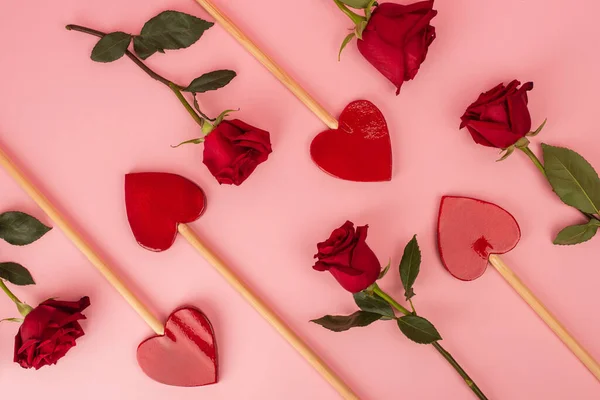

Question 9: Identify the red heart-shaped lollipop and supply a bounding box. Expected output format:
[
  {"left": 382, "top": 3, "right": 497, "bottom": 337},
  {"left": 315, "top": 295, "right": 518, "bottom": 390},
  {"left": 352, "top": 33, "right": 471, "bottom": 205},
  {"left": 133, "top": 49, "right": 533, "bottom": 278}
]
[
  {"left": 310, "top": 100, "right": 392, "bottom": 182},
  {"left": 125, "top": 172, "right": 206, "bottom": 252},
  {"left": 437, "top": 196, "right": 521, "bottom": 281},
  {"left": 137, "top": 307, "right": 218, "bottom": 387}
]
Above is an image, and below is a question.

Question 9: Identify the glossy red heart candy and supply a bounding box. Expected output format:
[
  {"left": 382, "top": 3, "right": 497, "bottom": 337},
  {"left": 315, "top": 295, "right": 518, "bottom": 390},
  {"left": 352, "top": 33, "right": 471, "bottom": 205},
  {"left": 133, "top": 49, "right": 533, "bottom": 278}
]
[
  {"left": 437, "top": 196, "right": 521, "bottom": 281},
  {"left": 310, "top": 100, "right": 392, "bottom": 182},
  {"left": 125, "top": 172, "right": 206, "bottom": 252},
  {"left": 137, "top": 307, "right": 218, "bottom": 387}
]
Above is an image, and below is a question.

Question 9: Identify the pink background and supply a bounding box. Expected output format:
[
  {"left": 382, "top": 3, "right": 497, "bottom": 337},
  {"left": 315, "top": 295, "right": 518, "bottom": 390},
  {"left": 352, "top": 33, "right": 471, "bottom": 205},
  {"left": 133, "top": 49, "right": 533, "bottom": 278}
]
[{"left": 0, "top": 0, "right": 599, "bottom": 398}]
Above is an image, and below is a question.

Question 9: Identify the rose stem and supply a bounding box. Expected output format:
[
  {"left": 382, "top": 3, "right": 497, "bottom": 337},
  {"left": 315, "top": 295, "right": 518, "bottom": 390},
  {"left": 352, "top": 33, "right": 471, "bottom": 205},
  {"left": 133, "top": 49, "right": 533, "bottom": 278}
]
[
  {"left": 332, "top": 0, "right": 367, "bottom": 26},
  {"left": 0, "top": 279, "right": 22, "bottom": 304},
  {"left": 519, "top": 146, "right": 600, "bottom": 222},
  {"left": 65, "top": 24, "right": 204, "bottom": 127},
  {"left": 373, "top": 284, "right": 489, "bottom": 400}
]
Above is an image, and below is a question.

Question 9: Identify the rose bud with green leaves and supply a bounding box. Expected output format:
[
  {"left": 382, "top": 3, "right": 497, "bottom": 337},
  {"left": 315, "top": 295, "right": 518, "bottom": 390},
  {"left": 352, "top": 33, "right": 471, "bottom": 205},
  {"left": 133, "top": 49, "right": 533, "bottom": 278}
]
[
  {"left": 335, "top": 0, "right": 438, "bottom": 94},
  {"left": 66, "top": 10, "right": 272, "bottom": 186},
  {"left": 0, "top": 210, "right": 90, "bottom": 369},
  {"left": 460, "top": 80, "right": 600, "bottom": 245},
  {"left": 311, "top": 232, "right": 488, "bottom": 399}
]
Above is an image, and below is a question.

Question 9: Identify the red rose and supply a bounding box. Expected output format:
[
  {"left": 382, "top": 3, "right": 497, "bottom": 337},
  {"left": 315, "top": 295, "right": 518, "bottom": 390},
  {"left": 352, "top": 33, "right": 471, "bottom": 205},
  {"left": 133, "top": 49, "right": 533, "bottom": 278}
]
[
  {"left": 460, "top": 80, "right": 534, "bottom": 149},
  {"left": 313, "top": 221, "right": 381, "bottom": 293},
  {"left": 357, "top": 1, "right": 437, "bottom": 95},
  {"left": 14, "top": 296, "right": 90, "bottom": 369},
  {"left": 203, "top": 119, "right": 272, "bottom": 186}
]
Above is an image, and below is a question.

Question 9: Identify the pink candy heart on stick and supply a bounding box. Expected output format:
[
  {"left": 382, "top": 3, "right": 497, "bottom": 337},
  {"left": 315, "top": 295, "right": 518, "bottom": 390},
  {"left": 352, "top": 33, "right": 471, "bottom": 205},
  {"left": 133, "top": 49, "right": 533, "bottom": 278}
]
[
  {"left": 0, "top": 146, "right": 217, "bottom": 387},
  {"left": 194, "top": 0, "right": 393, "bottom": 183},
  {"left": 438, "top": 196, "right": 600, "bottom": 381},
  {"left": 125, "top": 172, "right": 359, "bottom": 400}
]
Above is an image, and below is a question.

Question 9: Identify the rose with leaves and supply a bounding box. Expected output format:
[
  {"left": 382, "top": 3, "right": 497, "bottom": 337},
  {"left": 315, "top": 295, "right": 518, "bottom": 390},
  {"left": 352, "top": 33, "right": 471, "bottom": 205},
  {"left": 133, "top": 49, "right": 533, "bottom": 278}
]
[
  {"left": 312, "top": 223, "right": 488, "bottom": 399},
  {"left": 66, "top": 11, "right": 272, "bottom": 186},
  {"left": 334, "top": 0, "right": 438, "bottom": 94},
  {"left": 460, "top": 80, "right": 600, "bottom": 245},
  {"left": 0, "top": 211, "right": 91, "bottom": 369}
]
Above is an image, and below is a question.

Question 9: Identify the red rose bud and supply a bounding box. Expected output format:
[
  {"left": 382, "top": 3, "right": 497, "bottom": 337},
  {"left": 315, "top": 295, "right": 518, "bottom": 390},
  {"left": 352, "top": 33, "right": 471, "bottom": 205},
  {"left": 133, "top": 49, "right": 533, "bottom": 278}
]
[
  {"left": 14, "top": 296, "right": 90, "bottom": 369},
  {"left": 203, "top": 119, "right": 272, "bottom": 186},
  {"left": 460, "top": 80, "right": 534, "bottom": 149},
  {"left": 357, "top": 1, "right": 437, "bottom": 95},
  {"left": 313, "top": 221, "right": 381, "bottom": 293}
]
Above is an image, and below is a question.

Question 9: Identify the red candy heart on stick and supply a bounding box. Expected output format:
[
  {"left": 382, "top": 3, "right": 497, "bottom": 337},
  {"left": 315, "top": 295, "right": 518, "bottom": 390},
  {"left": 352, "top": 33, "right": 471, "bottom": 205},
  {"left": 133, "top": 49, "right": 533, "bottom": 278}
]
[
  {"left": 311, "top": 100, "right": 392, "bottom": 182},
  {"left": 137, "top": 308, "right": 218, "bottom": 387},
  {"left": 194, "top": 0, "right": 393, "bottom": 183},
  {"left": 125, "top": 172, "right": 359, "bottom": 399},
  {"left": 437, "top": 196, "right": 600, "bottom": 381},
  {"left": 0, "top": 147, "right": 218, "bottom": 387}
]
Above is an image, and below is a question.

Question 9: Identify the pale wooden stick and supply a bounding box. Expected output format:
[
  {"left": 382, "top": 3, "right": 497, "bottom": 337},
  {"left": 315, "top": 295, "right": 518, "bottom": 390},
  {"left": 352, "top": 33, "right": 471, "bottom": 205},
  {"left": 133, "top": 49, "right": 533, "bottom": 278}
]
[
  {"left": 0, "top": 146, "right": 165, "bottom": 335},
  {"left": 488, "top": 254, "right": 600, "bottom": 381},
  {"left": 194, "top": 0, "right": 339, "bottom": 130},
  {"left": 177, "top": 224, "right": 358, "bottom": 400}
]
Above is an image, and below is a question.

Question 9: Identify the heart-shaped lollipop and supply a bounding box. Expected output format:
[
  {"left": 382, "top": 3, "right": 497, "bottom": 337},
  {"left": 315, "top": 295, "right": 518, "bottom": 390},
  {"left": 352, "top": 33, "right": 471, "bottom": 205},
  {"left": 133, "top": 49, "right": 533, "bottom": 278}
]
[
  {"left": 194, "top": 0, "right": 392, "bottom": 184},
  {"left": 125, "top": 172, "right": 358, "bottom": 399},
  {"left": 137, "top": 307, "right": 218, "bottom": 387},
  {"left": 437, "top": 195, "right": 600, "bottom": 381},
  {"left": 310, "top": 100, "right": 392, "bottom": 182},
  {"left": 125, "top": 172, "right": 206, "bottom": 252},
  {"left": 0, "top": 148, "right": 218, "bottom": 387}
]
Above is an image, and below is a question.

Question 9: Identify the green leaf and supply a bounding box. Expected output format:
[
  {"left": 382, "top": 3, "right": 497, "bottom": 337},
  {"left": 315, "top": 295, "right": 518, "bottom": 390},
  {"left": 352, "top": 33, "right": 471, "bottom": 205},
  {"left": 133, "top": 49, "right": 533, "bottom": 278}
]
[
  {"left": 139, "top": 10, "right": 213, "bottom": 58},
  {"left": 338, "top": 33, "right": 355, "bottom": 61},
  {"left": 497, "top": 145, "right": 515, "bottom": 162},
  {"left": 213, "top": 109, "right": 238, "bottom": 127},
  {"left": 399, "top": 235, "right": 421, "bottom": 300},
  {"left": 91, "top": 32, "right": 132, "bottom": 62},
  {"left": 338, "top": 0, "right": 372, "bottom": 8},
  {"left": 553, "top": 219, "right": 600, "bottom": 245},
  {"left": 353, "top": 291, "right": 395, "bottom": 318},
  {"left": 397, "top": 315, "right": 442, "bottom": 344},
  {"left": 171, "top": 137, "right": 204, "bottom": 148},
  {"left": 0, "top": 263, "right": 35, "bottom": 286},
  {"left": 184, "top": 70, "right": 237, "bottom": 93},
  {"left": 527, "top": 119, "right": 547, "bottom": 137},
  {"left": 542, "top": 144, "right": 600, "bottom": 214},
  {"left": 0, "top": 212, "right": 51, "bottom": 245},
  {"left": 378, "top": 259, "right": 391, "bottom": 280},
  {"left": 133, "top": 36, "right": 164, "bottom": 60},
  {"left": 0, "top": 317, "right": 23, "bottom": 323},
  {"left": 310, "top": 311, "right": 381, "bottom": 332}
]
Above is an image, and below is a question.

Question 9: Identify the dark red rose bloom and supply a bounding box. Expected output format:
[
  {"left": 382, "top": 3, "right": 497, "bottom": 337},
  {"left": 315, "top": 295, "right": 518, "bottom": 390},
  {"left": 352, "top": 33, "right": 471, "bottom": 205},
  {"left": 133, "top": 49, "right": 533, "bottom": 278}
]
[
  {"left": 313, "top": 221, "right": 381, "bottom": 293},
  {"left": 460, "top": 80, "right": 534, "bottom": 149},
  {"left": 203, "top": 119, "right": 272, "bottom": 186},
  {"left": 357, "top": 1, "right": 437, "bottom": 94},
  {"left": 14, "top": 296, "right": 90, "bottom": 369}
]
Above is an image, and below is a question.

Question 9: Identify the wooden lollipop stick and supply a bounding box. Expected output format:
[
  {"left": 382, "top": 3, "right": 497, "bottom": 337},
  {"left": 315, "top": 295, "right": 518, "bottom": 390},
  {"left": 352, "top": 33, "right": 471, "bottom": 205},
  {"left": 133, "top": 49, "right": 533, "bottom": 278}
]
[
  {"left": 194, "top": 0, "right": 339, "bottom": 130},
  {"left": 177, "top": 224, "right": 359, "bottom": 400},
  {"left": 488, "top": 254, "right": 600, "bottom": 381},
  {"left": 0, "top": 145, "right": 165, "bottom": 335}
]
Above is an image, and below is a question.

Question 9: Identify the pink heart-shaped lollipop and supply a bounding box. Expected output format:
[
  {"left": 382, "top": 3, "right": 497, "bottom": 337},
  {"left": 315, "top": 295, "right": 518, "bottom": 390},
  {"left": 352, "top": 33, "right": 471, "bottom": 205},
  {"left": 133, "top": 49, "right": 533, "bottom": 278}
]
[
  {"left": 310, "top": 100, "right": 392, "bottom": 182},
  {"left": 125, "top": 172, "right": 206, "bottom": 252},
  {"left": 137, "top": 307, "right": 218, "bottom": 387},
  {"left": 437, "top": 196, "right": 521, "bottom": 281}
]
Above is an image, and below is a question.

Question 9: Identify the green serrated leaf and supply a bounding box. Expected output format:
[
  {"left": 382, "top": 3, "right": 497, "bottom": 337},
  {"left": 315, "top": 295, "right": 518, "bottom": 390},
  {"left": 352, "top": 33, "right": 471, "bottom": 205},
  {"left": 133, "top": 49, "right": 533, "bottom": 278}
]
[
  {"left": 399, "top": 235, "right": 421, "bottom": 300},
  {"left": 378, "top": 259, "right": 391, "bottom": 279},
  {"left": 339, "top": 0, "right": 372, "bottom": 8},
  {"left": 353, "top": 291, "right": 395, "bottom": 318},
  {"left": 338, "top": 33, "right": 355, "bottom": 61},
  {"left": 542, "top": 144, "right": 600, "bottom": 214},
  {"left": 310, "top": 311, "right": 381, "bottom": 332},
  {"left": 0, "top": 263, "right": 35, "bottom": 286},
  {"left": 397, "top": 315, "right": 441, "bottom": 344},
  {"left": 171, "top": 137, "right": 204, "bottom": 148},
  {"left": 91, "top": 32, "right": 132, "bottom": 62},
  {"left": 139, "top": 11, "right": 213, "bottom": 56},
  {"left": 0, "top": 317, "right": 23, "bottom": 323},
  {"left": 553, "top": 219, "right": 600, "bottom": 245},
  {"left": 0, "top": 212, "right": 51, "bottom": 246},
  {"left": 184, "top": 70, "right": 237, "bottom": 93},
  {"left": 133, "top": 36, "right": 163, "bottom": 60}
]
